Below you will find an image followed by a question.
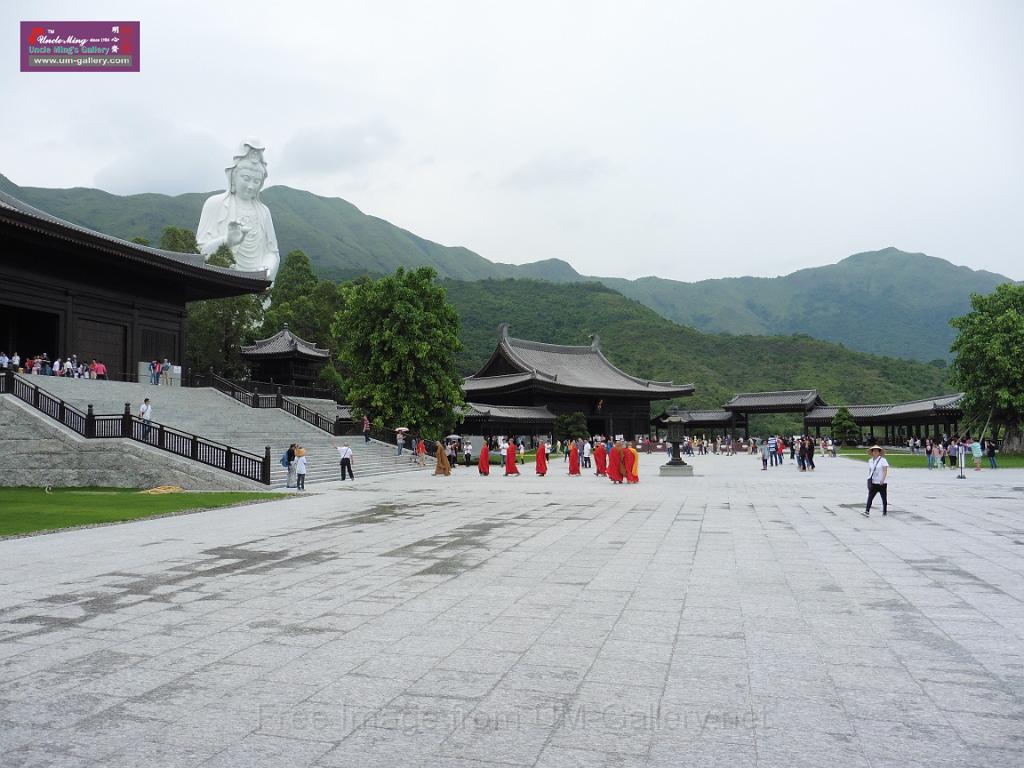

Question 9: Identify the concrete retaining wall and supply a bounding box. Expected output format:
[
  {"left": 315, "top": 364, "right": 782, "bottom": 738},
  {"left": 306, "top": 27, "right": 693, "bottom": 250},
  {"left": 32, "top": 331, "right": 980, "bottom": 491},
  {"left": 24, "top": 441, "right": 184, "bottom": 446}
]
[{"left": 0, "top": 396, "right": 265, "bottom": 491}]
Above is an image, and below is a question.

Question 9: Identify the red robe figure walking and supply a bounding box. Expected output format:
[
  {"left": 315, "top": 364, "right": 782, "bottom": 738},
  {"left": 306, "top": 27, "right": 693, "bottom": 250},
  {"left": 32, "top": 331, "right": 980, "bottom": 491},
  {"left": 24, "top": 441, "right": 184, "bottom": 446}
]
[
  {"left": 623, "top": 444, "right": 638, "bottom": 483},
  {"left": 478, "top": 442, "right": 490, "bottom": 476},
  {"left": 568, "top": 442, "right": 581, "bottom": 476},
  {"left": 607, "top": 444, "right": 623, "bottom": 483},
  {"left": 535, "top": 441, "right": 547, "bottom": 476},
  {"left": 594, "top": 441, "right": 607, "bottom": 476},
  {"left": 505, "top": 443, "right": 520, "bottom": 476}
]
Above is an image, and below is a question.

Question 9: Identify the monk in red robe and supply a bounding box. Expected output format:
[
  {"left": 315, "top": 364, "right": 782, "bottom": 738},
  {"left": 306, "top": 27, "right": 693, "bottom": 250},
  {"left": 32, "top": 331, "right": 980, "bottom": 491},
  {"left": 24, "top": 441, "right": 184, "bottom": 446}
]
[
  {"left": 505, "top": 442, "right": 520, "bottom": 476},
  {"left": 478, "top": 441, "right": 490, "bottom": 476},
  {"left": 607, "top": 443, "right": 623, "bottom": 483},
  {"left": 535, "top": 441, "right": 547, "bottom": 476},
  {"left": 594, "top": 441, "right": 607, "bottom": 476},
  {"left": 568, "top": 441, "right": 581, "bottom": 476},
  {"left": 623, "top": 442, "right": 638, "bottom": 483}
]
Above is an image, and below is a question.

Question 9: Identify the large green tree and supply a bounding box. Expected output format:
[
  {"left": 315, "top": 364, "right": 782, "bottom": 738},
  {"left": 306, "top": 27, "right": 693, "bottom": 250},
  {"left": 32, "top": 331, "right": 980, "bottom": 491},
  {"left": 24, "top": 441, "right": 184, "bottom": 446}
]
[
  {"left": 260, "top": 249, "right": 347, "bottom": 397},
  {"left": 183, "top": 244, "right": 265, "bottom": 378},
  {"left": 949, "top": 283, "right": 1024, "bottom": 452},
  {"left": 333, "top": 267, "right": 463, "bottom": 436},
  {"left": 553, "top": 412, "right": 589, "bottom": 442},
  {"left": 831, "top": 406, "right": 860, "bottom": 446}
]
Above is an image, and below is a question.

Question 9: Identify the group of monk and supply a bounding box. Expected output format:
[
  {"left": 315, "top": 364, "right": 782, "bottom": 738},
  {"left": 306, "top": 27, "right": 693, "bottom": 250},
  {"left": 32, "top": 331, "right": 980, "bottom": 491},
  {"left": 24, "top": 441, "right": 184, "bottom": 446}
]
[{"left": 438, "top": 436, "right": 640, "bottom": 484}]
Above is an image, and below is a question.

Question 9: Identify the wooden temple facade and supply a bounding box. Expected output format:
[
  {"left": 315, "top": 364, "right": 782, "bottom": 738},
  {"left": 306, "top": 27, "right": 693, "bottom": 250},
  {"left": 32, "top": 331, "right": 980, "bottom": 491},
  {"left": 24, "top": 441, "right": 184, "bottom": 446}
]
[
  {"left": 462, "top": 323, "right": 694, "bottom": 438},
  {"left": 0, "top": 191, "right": 270, "bottom": 381}
]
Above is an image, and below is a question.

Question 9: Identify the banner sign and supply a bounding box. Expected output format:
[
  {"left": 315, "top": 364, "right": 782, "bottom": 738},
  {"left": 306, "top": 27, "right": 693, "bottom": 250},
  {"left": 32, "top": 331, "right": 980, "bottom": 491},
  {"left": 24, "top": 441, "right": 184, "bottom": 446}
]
[{"left": 21, "top": 21, "right": 140, "bottom": 72}]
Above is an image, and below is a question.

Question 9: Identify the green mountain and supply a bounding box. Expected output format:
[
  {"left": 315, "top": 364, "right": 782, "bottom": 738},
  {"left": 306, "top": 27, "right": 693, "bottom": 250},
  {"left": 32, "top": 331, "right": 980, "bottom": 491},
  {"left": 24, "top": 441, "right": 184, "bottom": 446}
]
[
  {"left": 444, "top": 279, "right": 951, "bottom": 423},
  {"left": 595, "top": 249, "right": 1012, "bottom": 363},
  {"left": 1, "top": 174, "right": 1012, "bottom": 362}
]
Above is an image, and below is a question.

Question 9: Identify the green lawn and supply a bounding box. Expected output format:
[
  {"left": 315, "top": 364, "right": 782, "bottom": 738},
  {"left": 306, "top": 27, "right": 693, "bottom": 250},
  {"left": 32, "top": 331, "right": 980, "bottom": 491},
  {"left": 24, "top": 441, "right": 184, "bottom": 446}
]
[
  {"left": 0, "top": 488, "right": 279, "bottom": 537},
  {"left": 837, "top": 452, "right": 1024, "bottom": 469}
]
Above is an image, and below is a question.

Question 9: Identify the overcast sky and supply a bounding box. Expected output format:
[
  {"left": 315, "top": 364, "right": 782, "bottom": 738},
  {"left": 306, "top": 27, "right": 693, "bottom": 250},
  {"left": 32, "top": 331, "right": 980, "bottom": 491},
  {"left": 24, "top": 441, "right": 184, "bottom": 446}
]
[{"left": 3, "top": 0, "right": 1022, "bottom": 281}]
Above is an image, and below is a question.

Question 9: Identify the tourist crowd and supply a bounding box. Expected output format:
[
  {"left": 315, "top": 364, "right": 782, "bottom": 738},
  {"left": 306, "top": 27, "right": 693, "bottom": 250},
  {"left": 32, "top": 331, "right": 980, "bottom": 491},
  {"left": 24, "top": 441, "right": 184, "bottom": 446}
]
[{"left": 0, "top": 351, "right": 109, "bottom": 379}]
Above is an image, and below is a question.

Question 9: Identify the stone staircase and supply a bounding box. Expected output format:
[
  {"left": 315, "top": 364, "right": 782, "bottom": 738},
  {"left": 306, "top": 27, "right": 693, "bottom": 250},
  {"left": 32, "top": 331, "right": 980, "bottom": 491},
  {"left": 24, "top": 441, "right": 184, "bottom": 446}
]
[{"left": 26, "top": 377, "right": 428, "bottom": 487}]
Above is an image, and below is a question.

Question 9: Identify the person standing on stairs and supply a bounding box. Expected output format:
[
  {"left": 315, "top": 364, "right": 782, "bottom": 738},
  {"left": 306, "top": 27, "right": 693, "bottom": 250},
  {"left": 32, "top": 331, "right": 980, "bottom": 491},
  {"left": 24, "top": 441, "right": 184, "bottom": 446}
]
[
  {"left": 334, "top": 441, "right": 354, "bottom": 481},
  {"left": 295, "top": 451, "right": 307, "bottom": 490},
  {"left": 286, "top": 443, "right": 297, "bottom": 488}
]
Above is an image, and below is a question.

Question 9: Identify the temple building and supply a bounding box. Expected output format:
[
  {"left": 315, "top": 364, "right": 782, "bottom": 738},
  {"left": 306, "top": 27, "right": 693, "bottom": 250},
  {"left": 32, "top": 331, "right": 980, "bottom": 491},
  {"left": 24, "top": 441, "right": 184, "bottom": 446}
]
[
  {"left": 0, "top": 191, "right": 270, "bottom": 380},
  {"left": 462, "top": 323, "right": 694, "bottom": 438},
  {"left": 240, "top": 324, "right": 330, "bottom": 388}
]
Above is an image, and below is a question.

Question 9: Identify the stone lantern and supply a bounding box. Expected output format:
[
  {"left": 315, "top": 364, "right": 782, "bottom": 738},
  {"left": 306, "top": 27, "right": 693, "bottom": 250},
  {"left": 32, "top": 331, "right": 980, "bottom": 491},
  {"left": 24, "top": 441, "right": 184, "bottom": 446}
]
[{"left": 659, "top": 415, "right": 694, "bottom": 477}]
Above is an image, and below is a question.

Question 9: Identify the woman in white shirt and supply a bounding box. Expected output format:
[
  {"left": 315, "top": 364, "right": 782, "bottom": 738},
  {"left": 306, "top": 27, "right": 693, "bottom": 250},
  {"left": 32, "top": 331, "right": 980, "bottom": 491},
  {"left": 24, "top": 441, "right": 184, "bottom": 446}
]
[{"left": 865, "top": 445, "right": 889, "bottom": 517}]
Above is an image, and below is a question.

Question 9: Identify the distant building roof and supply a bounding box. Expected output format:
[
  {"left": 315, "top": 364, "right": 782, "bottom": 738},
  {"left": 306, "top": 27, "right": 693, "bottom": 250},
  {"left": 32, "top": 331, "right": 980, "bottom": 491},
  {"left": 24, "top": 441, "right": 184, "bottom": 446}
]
[
  {"left": 464, "top": 323, "right": 694, "bottom": 400},
  {"left": 0, "top": 190, "right": 270, "bottom": 300},
  {"left": 723, "top": 389, "right": 828, "bottom": 412},
  {"left": 804, "top": 394, "right": 964, "bottom": 425},
  {"left": 654, "top": 409, "right": 737, "bottom": 427},
  {"left": 461, "top": 403, "right": 556, "bottom": 422},
  {"left": 240, "top": 325, "right": 330, "bottom": 360}
]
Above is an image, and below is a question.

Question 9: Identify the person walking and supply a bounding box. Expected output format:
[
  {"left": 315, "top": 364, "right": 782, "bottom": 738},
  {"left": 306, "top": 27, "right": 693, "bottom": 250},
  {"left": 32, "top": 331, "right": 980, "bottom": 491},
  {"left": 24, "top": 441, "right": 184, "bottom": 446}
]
[
  {"left": 864, "top": 444, "right": 889, "bottom": 517},
  {"left": 362, "top": 415, "right": 371, "bottom": 443},
  {"left": 759, "top": 438, "right": 769, "bottom": 470},
  {"left": 138, "top": 398, "right": 153, "bottom": 441},
  {"left": 805, "top": 437, "right": 815, "bottom": 471},
  {"left": 463, "top": 440, "right": 472, "bottom": 467},
  {"left": 767, "top": 435, "right": 778, "bottom": 467},
  {"left": 415, "top": 437, "right": 427, "bottom": 466},
  {"left": 395, "top": 431, "right": 404, "bottom": 457},
  {"left": 434, "top": 441, "right": 451, "bottom": 476},
  {"left": 334, "top": 441, "right": 354, "bottom": 480}
]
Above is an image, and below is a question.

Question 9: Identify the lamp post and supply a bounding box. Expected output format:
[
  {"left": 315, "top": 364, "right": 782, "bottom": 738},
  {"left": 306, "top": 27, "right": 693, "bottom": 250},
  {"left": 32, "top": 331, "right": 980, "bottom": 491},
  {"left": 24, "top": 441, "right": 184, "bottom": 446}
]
[{"left": 660, "top": 417, "right": 694, "bottom": 477}]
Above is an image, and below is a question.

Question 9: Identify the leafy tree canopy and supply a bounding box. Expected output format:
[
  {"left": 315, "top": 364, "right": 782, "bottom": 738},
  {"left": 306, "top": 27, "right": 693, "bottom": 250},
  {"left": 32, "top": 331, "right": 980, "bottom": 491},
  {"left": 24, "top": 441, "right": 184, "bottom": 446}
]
[
  {"left": 553, "top": 412, "right": 589, "bottom": 442},
  {"left": 831, "top": 406, "right": 860, "bottom": 446},
  {"left": 159, "top": 226, "right": 199, "bottom": 254},
  {"left": 334, "top": 267, "right": 464, "bottom": 436},
  {"left": 183, "top": 242, "right": 264, "bottom": 377},
  {"left": 950, "top": 283, "right": 1024, "bottom": 451}
]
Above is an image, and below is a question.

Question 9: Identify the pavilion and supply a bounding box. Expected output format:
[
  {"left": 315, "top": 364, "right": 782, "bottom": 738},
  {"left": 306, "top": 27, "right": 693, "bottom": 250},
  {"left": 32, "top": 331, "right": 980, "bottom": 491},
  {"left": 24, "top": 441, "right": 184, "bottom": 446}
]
[
  {"left": 240, "top": 324, "right": 330, "bottom": 388},
  {"left": 462, "top": 323, "right": 694, "bottom": 438},
  {"left": 0, "top": 191, "right": 270, "bottom": 380},
  {"left": 803, "top": 393, "right": 964, "bottom": 443}
]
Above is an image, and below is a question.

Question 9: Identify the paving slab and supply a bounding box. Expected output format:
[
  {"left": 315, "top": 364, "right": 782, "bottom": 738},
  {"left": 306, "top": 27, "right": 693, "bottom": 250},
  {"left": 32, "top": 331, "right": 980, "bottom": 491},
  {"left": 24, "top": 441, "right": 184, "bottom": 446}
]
[{"left": 0, "top": 452, "right": 1022, "bottom": 766}]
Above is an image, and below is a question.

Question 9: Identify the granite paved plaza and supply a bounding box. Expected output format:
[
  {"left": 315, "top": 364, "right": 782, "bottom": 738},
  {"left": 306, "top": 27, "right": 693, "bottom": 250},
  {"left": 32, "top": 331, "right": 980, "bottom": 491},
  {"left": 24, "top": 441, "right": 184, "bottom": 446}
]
[{"left": 2, "top": 452, "right": 1023, "bottom": 767}]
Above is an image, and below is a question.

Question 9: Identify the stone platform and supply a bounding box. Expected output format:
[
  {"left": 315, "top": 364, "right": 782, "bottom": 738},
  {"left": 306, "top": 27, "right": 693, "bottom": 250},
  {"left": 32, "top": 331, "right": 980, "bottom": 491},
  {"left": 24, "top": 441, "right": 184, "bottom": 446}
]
[{"left": 1, "top": 452, "right": 1022, "bottom": 766}]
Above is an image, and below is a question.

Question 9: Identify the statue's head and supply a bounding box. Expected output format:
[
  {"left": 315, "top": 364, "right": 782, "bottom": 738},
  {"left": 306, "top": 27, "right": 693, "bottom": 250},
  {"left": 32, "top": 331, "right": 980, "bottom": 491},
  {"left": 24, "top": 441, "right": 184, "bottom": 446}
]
[{"left": 225, "top": 139, "right": 268, "bottom": 200}]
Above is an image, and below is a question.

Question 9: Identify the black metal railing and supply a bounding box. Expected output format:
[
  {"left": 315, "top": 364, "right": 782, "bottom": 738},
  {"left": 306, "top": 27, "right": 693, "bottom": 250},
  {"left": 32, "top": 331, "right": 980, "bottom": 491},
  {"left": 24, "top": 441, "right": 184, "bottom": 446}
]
[{"left": 2, "top": 369, "right": 271, "bottom": 485}]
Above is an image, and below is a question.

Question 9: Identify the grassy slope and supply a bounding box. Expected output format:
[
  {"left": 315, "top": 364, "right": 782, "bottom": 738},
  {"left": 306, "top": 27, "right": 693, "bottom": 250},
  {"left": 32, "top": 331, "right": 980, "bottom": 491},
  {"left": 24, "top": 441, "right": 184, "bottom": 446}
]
[
  {"left": 0, "top": 488, "right": 278, "bottom": 537},
  {"left": 444, "top": 279, "right": 951, "bottom": 421}
]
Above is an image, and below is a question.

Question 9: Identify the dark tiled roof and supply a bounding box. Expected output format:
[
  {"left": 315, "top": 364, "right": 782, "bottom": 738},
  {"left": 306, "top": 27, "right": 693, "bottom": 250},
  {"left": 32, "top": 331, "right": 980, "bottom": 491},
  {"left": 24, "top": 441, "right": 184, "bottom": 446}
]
[
  {"left": 0, "top": 190, "right": 270, "bottom": 289},
  {"left": 724, "top": 390, "right": 826, "bottom": 411},
  {"left": 462, "top": 402, "right": 556, "bottom": 422},
  {"left": 240, "top": 326, "right": 330, "bottom": 359},
  {"left": 804, "top": 394, "right": 964, "bottom": 424},
  {"left": 464, "top": 324, "right": 694, "bottom": 398},
  {"left": 659, "top": 409, "right": 735, "bottom": 426}
]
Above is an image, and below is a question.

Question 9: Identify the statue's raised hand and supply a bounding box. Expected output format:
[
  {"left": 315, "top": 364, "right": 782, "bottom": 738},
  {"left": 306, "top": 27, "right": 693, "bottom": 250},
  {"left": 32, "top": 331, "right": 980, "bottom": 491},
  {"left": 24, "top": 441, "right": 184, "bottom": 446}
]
[{"left": 227, "top": 220, "right": 245, "bottom": 247}]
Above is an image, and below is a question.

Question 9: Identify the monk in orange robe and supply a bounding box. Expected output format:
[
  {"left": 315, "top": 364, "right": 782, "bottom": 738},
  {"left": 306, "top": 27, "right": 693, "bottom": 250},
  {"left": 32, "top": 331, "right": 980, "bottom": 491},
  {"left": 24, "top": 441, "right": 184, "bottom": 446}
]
[
  {"left": 594, "top": 440, "right": 607, "bottom": 476},
  {"left": 623, "top": 441, "right": 638, "bottom": 483},
  {"left": 505, "top": 442, "right": 520, "bottom": 476},
  {"left": 434, "top": 442, "right": 451, "bottom": 476},
  {"left": 535, "top": 441, "right": 547, "bottom": 476},
  {"left": 478, "top": 441, "right": 490, "bottom": 475},
  {"left": 568, "top": 441, "right": 581, "bottom": 476},
  {"left": 629, "top": 441, "right": 640, "bottom": 482},
  {"left": 607, "top": 443, "right": 623, "bottom": 483}
]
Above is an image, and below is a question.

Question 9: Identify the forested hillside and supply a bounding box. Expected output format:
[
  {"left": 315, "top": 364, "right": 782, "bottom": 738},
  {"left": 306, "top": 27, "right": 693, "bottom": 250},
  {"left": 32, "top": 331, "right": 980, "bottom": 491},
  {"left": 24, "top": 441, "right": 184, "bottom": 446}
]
[{"left": 444, "top": 279, "right": 951, "bottom": 413}]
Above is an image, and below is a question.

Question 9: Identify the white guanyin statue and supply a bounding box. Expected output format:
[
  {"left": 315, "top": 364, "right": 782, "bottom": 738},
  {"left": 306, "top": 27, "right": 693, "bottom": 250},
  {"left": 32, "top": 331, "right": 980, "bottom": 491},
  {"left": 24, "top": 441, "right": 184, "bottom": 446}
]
[{"left": 197, "top": 138, "right": 280, "bottom": 283}]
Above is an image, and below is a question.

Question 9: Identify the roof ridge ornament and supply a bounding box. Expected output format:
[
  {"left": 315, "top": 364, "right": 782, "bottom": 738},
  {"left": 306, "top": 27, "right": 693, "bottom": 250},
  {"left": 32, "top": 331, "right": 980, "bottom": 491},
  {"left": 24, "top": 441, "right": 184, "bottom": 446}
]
[
  {"left": 498, "top": 322, "right": 510, "bottom": 341},
  {"left": 589, "top": 333, "right": 601, "bottom": 350}
]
